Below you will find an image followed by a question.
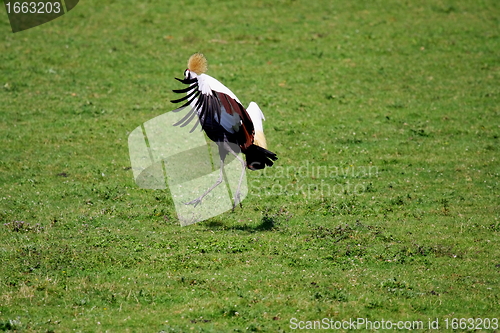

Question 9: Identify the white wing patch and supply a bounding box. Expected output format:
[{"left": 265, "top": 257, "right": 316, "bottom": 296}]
[
  {"left": 196, "top": 74, "right": 213, "bottom": 96},
  {"left": 200, "top": 74, "right": 241, "bottom": 103},
  {"left": 198, "top": 74, "right": 242, "bottom": 134}
]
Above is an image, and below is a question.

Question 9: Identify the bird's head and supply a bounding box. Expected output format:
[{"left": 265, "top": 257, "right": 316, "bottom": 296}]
[{"left": 186, "top": 53, "right": 208, "bottom": 78}]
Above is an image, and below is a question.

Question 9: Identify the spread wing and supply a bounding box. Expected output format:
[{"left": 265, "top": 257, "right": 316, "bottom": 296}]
[
  {"left": 171, "top": 74, "right": 255, "bottom": 151},
  {"left": 170, "top": 76, "right": 211, "bottom": 133}
]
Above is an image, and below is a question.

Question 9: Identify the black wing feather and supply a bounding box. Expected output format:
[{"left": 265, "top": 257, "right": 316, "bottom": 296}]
[
  {"left": 171, "top": 102, "right": 190, "bottom": 113},
  {"left": 197, "top": 95, "right": 208, "bottom": 125},
  {"left": 171, "top": 90, "right": 200, "bottom": 112},
  {"left": 173, "top": 108, "right": 197, "bottom": 126},
  {"left": 170, "top": 88, "right": 199, "bottom": 104},
  {"left": 175, "top": 77, "right": 197, "bottom": 84},
  {"left": 179, "top": 106, "right": 200, "bottom": 128},
  {"left": 189, "top": 118, "right": 201, "bottom": 133},
  {"left": 172, "top": 85, "right": 197, "bottom": 94}
]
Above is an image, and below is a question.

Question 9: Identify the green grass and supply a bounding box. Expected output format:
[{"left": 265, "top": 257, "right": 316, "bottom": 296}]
[{"left": 1, "top": 0, "right": 499, "bottom": 331}]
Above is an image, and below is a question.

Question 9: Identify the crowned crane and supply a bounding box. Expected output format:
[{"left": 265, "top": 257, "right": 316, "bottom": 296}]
[{"left": 171, "top": 53, "right": 277, "bottom": 208}]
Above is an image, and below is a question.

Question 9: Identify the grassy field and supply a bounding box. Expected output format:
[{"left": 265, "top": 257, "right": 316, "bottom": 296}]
[{"left": 1, "top": 0, "right": 499, "bottom": 331}]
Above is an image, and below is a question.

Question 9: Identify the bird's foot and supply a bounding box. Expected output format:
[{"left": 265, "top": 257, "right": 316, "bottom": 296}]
[
  {"left": 185, "top": 197, "right": 203, "bottom": 208},
  {"left": 232, "top": 192, "right": 243, "bottom": 211}
]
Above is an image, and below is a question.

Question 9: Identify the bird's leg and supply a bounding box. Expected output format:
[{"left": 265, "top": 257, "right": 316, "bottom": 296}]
[
  {"left": 224, "top": 142, "right": 246, "bottom": 210},
  {"left": 185, "top": 158, "right": 224, "bottom": 207}
]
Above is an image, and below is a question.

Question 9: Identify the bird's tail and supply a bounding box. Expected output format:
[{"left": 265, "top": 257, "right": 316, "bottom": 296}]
[{"left": 245, "top": 144, "right": 277, "bottom": 170}]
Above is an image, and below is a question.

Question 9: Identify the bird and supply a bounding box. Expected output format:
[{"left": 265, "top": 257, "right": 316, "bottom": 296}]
[{"left": 170, "top": 53, "right": 277, "bottom": 209}]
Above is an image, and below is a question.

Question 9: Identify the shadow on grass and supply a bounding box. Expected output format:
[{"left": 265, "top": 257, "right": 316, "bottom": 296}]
[{"left": 204, "top": 215, "right": 277, "bottom": 233}]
